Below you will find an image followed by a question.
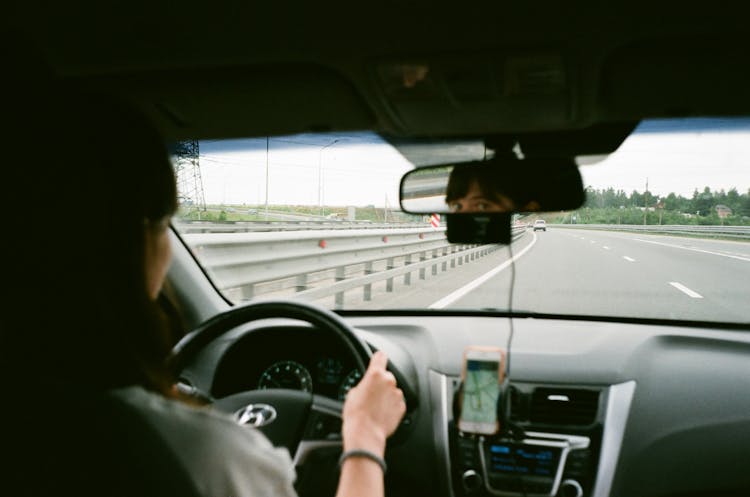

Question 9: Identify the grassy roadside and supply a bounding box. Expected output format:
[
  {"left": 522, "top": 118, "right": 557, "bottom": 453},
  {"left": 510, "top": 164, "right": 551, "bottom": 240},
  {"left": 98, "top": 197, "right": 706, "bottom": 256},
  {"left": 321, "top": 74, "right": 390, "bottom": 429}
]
[{"left": 177, "top": 204, "right": 420, "bottom": 223}]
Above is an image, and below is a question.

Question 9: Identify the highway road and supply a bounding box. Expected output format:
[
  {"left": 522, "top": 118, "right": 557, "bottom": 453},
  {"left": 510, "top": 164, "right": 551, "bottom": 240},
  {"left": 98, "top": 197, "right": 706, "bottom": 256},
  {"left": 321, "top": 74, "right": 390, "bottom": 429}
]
[{"left": 358, "top": 228, "right": 750, "bottom": 324}]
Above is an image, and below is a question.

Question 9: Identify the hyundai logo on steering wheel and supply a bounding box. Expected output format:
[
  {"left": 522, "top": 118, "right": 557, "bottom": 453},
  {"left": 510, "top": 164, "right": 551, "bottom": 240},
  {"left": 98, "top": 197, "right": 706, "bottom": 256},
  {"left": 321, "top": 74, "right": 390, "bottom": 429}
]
[{"left": 235, "top": 404, "right": 278, "bottom": 427}]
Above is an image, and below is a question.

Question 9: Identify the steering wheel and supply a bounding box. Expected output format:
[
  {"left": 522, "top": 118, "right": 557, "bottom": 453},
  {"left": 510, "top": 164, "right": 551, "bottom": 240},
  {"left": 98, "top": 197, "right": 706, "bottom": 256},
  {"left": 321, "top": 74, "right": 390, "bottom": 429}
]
[{"left": 169, "top": 299, "right": 372, "bottom": 471}]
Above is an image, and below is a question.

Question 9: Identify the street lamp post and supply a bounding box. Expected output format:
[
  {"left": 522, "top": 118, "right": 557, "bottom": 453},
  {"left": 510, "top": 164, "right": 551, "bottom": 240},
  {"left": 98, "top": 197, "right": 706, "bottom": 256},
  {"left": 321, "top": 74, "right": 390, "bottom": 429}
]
[
  {"left": 265, "top": 136, "right": 269, "bottom": 220},
  {"left": 318, "top": 139, "right": 339, "bottom": 217}
]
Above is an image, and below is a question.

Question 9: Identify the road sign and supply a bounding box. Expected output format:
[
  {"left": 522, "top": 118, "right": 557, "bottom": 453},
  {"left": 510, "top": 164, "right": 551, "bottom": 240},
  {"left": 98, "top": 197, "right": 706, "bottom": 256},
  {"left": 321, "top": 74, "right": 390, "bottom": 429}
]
[{"left": 430, "top": 213, "right": 440, "bottom": 228}]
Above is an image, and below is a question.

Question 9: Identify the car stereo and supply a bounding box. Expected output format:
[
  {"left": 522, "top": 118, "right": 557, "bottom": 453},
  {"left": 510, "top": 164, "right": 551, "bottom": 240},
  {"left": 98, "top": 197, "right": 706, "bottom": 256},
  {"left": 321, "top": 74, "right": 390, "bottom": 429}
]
[
  {"left": 481, "top": 434, "right": 588, "bottom": 496},
  {"left": 451, "top": 429, "right": 592, "bottom": 497},
  {"left": 483, "top": 441, "right": 561, "bottom": 486}
]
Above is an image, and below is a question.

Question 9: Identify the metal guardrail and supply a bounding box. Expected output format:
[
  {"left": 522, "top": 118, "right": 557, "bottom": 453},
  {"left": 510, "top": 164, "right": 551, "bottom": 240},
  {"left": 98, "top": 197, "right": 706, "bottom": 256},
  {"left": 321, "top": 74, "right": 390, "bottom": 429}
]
[
  {"left": 297, "top": 242, "right": 501, "bottom": 306},
  {"left": 185, "top": 227, "right": 451, "bottom": 291},
  {"left": 174, "top": 220, "right": 426, "bottom": 233},
  {"left": 182, "top": 225, "right": 527, "bottom": 307},
  {"left": 551, "top": 224, "right": 750, "bottom": 239}
]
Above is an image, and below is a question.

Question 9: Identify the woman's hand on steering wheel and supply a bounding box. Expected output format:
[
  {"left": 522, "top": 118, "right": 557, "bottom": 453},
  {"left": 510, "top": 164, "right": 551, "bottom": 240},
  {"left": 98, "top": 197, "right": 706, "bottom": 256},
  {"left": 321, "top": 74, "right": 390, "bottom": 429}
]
[{"left": 341, "top": 351, "right": 406, "bottom": 456}]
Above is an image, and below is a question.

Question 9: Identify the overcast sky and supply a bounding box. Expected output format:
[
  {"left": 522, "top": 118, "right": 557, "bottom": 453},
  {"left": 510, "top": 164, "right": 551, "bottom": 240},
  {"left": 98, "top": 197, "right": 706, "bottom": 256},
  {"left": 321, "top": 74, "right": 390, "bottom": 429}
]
[
  {"left": 580, "top": 118, "right": 750, "bottom": 198},
  {"left": 190, "top": 118, "right": 750, "bottom": 207},
  {"left": 196, "top": 132, "right": 412, "bottom": 207}
]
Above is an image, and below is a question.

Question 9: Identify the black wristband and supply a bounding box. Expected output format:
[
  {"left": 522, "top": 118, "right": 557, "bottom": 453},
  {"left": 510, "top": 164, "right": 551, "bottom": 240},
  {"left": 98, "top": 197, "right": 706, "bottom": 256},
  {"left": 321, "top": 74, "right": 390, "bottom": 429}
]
[{"left": 338, "top": 449, "right": 387, "bottom": 474}]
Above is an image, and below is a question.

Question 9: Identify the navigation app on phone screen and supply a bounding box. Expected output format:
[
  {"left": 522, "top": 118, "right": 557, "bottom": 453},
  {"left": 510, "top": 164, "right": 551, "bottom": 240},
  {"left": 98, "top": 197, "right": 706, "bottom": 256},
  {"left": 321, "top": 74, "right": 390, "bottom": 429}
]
[{"left": 461, "top": 359, "right": 500, "bottom": 425}]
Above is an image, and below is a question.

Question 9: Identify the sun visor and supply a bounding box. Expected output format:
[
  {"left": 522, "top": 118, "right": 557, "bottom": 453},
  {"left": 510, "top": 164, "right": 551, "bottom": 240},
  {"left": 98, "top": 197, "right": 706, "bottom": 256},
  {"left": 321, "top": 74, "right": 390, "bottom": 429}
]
[{"left": 77, "top": 65, "right": 376, "bottom": 141}]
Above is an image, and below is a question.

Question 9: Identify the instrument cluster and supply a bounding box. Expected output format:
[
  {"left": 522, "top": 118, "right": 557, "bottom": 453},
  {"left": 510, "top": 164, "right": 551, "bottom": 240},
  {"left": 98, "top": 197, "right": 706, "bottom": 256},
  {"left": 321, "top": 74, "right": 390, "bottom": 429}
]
[
  {"left": 257, "top": 357, "right": 362, "bottom": 401},
  {"left": 210, "top": 325, "right": 365, "bottom": 401}
]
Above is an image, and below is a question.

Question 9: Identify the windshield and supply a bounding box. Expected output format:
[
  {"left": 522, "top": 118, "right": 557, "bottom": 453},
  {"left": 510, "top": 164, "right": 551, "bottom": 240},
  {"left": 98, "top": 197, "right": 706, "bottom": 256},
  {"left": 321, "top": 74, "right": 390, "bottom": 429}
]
[{"left": 171, "top": 119, "right": 750, "bottom": 325}]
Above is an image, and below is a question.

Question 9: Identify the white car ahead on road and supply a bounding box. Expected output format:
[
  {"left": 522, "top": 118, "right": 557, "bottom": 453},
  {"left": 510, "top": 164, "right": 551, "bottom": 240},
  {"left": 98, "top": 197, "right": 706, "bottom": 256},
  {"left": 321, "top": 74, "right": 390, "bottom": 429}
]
[{"left": 533, "top": 219, "right": 547, "bottom": 231}]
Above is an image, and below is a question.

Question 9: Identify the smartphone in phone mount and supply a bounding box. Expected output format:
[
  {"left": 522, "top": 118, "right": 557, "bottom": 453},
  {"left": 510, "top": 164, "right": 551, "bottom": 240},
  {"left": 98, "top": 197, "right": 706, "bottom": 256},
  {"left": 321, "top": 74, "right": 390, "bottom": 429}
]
[{"left": 457, "top": 346, "right": 507, "bottom": 435}]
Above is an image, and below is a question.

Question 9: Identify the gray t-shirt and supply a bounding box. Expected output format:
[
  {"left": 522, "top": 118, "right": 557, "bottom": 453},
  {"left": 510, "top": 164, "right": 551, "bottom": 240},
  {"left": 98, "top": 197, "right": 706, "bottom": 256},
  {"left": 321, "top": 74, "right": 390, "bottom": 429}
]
[{"left": 110, "top": 386, "right": 297, "bottom": 497}]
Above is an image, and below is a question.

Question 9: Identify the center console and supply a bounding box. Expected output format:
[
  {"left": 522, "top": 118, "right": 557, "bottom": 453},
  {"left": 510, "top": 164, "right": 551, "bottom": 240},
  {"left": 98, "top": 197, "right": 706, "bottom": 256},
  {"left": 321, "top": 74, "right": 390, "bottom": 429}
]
[
  {"left": 447, "top": 380, "right": 604, "bottom": 497},
  {"left": 451, "top": 429, "right": 596, "bottom": 497}
]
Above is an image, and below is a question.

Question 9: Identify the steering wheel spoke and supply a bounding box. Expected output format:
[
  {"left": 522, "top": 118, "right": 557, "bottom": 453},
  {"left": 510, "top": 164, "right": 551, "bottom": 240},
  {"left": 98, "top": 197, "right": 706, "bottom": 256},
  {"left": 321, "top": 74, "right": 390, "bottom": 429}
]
[
  {"left": 301, "top": 395, "right": 343, "bottom": 439},
  {"left": 295, "top": 396, "right": 344, "bottom": 465}
]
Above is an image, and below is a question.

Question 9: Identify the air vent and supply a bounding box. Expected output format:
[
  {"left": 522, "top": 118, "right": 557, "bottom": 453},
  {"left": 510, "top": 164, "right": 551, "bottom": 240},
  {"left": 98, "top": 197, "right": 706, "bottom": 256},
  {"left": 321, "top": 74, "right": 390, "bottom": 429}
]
[
  {"left": 508, "top": 386, "right": 527, "bottom": 422},
  {"left": 528, "top": 388, "right": 599, "bottom": 426}
]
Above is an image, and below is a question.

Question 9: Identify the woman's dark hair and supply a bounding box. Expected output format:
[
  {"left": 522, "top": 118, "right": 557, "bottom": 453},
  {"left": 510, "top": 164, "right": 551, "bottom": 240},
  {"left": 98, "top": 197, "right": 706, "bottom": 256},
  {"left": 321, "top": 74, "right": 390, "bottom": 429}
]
[{"left": 2, "top": 84, "right": 179, "bottom": 396}]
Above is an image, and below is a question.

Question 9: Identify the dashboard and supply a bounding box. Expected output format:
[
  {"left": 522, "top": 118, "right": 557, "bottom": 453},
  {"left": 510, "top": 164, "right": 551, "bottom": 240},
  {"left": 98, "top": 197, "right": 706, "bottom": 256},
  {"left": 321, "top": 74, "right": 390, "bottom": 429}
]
[
  {"left": 178, "top": 313, "right": 750, "bottom": 497},
  {"left": 209, "top": 324, "right": 362, "bottom": 401}
]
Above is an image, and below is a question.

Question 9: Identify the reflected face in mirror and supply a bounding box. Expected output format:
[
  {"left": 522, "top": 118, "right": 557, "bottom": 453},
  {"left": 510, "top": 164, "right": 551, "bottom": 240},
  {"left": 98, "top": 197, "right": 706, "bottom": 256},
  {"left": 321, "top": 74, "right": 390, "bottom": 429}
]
[
  {"left": 445, "top": 165, "right": 540, "bottom": 213},
  {"left": 399, "top": 157, "right": 583, "bottom": 215},
  {"left": 447, "top": 179, "right": 516, "bottom": 213}
]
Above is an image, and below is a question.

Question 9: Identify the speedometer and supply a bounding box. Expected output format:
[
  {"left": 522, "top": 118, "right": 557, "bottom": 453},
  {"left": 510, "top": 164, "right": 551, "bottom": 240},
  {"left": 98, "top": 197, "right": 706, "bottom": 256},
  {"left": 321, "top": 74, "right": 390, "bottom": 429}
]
[
  {"left": 258, "top": 360, "right": 313, "bottom": 393},
  {"left": 316, "top": 357, "right": 344, "bottom": 385},
  {"left": 338, "top": 369, "right": 363, "bottom": 400}
]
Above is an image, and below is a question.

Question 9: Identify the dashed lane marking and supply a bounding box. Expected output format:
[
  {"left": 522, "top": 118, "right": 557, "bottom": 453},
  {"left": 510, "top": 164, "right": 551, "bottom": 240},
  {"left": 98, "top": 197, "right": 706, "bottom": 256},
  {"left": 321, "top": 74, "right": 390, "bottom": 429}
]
[{"left": 669, "top": 282, "right": 704, "bottom": 299}]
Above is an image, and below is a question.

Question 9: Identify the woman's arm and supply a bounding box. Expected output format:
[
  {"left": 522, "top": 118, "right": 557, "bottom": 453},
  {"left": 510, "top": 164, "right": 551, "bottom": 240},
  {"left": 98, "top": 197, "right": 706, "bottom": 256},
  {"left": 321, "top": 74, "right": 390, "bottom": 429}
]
[{"left": 335, "top": 351, "right": 406, "bottom": 497}]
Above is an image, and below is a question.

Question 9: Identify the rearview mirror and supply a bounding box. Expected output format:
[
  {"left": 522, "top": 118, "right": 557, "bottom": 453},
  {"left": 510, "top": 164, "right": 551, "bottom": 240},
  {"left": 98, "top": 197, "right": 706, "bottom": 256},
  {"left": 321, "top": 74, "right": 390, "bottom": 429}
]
[{"left": 399, "top": 156, "right": 585, "bottom": 214}]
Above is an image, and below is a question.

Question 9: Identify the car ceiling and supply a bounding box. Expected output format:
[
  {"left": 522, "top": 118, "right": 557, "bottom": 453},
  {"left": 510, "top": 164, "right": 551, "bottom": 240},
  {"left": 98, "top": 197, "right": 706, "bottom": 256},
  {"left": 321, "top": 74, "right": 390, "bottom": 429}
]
[{"left": 6, "top": 2, "right": 750, "bottom": 156}]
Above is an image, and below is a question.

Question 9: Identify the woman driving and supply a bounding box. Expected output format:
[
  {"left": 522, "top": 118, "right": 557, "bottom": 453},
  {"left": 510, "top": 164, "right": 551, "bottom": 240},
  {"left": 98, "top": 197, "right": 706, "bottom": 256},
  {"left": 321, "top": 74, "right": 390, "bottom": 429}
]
[{"left": 1, "top": 82, "right": 405, "bottom": 496}]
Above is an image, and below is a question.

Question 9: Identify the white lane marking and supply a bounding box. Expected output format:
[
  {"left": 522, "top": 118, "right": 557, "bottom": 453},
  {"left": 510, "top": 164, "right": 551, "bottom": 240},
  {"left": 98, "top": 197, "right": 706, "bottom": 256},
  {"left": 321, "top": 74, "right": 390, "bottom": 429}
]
[
  {"left": 590, "top": 240, "right": 596, "bottom": 244},
  {"left": 669, "top": 282, "right": 704, "bottom": 299},
  {"left": 634, "top": 238, "right": 750, "bottom": 263},
  {"left": 603, "top": 246, "right": 611, "bottom": 250},
  {"left": 623, "top": 256, "right": 635, "bottom": 262},
  {"left": 429, "top": 233, "right": 538, "bottom": 309}
]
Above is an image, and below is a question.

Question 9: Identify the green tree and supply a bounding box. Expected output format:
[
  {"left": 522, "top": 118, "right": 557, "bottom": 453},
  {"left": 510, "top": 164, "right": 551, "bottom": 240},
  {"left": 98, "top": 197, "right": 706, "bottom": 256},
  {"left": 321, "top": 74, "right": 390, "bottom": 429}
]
[
  {"left": 614, "top": 189, "right": 629, "bottom": 208},
  {"left": 739, "top": 189, "right": 750, "bottom": 217},
  {"left": 629, "top": 190, "right": 643, "bottom": 207},
  {"left": 726, "top": 188, "right": 740, "bottom": 212},
  {"left": 691, "top": 187, "right": 714, "bottom": 216},
  {"left": 663, "top": 192, "right": 679, "bottom": 211}
]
